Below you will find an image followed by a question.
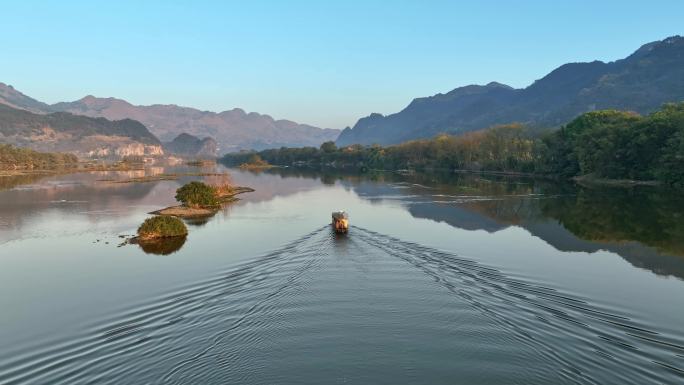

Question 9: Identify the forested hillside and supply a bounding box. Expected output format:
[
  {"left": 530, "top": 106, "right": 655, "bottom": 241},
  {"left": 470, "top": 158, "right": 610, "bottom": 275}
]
[{"left": 225, "top": 103, "right": 684, "bottom": 187}]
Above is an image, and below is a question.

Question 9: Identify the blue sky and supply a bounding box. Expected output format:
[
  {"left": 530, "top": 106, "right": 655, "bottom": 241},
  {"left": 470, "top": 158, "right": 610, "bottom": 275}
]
[{"left": 1, "top": 0, "right": 682, "bottom": 129}]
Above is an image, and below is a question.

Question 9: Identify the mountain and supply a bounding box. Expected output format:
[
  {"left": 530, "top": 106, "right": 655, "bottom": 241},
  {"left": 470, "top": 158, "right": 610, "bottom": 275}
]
[
  {"left": 0, "top": 83, "right": 51, "bottom": 114},
  {"left": 0, "top": 104, "right": 163, "bottom": 158},
  {"left": 163, "top": 133, "right": 217, "bottom": 158},
  {"left": 337, "top": 36, "right": 684, "bottom": 146},
  {"left": 0, "top": 83, "right": 340, "bottom": 153},
  {"left": 48, "top": 95, "right": 338, "bottom": 153}
]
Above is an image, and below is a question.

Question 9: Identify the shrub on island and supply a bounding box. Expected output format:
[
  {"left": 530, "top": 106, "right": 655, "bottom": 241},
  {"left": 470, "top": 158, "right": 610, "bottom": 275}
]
[
  {"left": 239, "top": 154, "right": 272, "bottom": 169},
  {"left": 175, "top": 181, "right": 219, "bottom": 208},
  {"left": 137, "top": 216, "right": 188, "bottom": 240}
]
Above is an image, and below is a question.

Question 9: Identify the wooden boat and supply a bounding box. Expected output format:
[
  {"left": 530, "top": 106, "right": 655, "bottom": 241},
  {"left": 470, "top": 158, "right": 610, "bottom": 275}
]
[{"left": 332, "top": 211, "right": 349, "bottom": 233}]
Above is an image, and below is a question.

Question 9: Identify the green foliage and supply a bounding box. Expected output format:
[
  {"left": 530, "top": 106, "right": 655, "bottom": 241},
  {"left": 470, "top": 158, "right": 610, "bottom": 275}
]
[
  {"left": 137, "top": 216, "right": 188, "bottom": 239},
  {"left": 223, "top": 124, "right": 536, "bottom": 173},
  {"left": 320, "top": 141, "right": 337, "bottom": 153},
  {"left": 569, "top": 110, "right": 641, "bottom": 178},
  {"left": 656, "top": 128, "right": 684, "bottom": 186},
  {"left": 175, "top": 181, "right": 219, "bottom": 208},
  {"left": 243, "top": 154, "right": 270, "bottom": 167},
  {"left": 221, "top": 103, "right": 684, "bottom": 186},
  {"left": 0, "top": 144, "right": 79, "bottom": 170},
  {"left": 537, "top": 103, "right": 684, "bottom": 184}
]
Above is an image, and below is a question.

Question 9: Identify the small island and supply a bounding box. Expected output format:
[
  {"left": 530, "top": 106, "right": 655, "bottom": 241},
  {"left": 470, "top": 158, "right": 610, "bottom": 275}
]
[
  {"left": 239, "top": 154, "right": 274, "bottom": 170},
  {"left": 137, "top": 216, "right": 188, "bottom": 240},
  {"left": 133, "top": 216, "right": 189, "bottom": 255},
  {"left": 151, "top": 181, "right": 254, "bottom": 218},
  {"left": 186, "top": 159, "right": 216, "bottom": 167}
]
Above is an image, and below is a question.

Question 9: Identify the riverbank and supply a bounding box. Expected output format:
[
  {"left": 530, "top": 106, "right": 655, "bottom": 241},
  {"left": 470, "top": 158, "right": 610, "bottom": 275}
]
[
  {"left": 232, "top": 162, "right": 671, "bottom": 189},
  {"left": 573, "top": 174, "right": 660, "bottom": 188},
  {"left": 103, "top": 172, "right": 230, "bottom": 184},
  {"left": 0, "top": 162, "right": 146, "bottom": 177}
]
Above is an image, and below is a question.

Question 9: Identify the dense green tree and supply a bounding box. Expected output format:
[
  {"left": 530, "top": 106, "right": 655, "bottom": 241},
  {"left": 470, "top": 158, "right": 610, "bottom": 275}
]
[
  {"left": 175, "top": 181, "right": 219, "bottom": 208},
  {"left": 137, "top": 216, "right": 188, "bottom": 240},
  {"left": 221, "top": 103, "right": 684, "bottom": 187},
  {"left": 320, "top": 141, "right": 337, "bottom": 153},
  {"left": 656, "top": 128, "right": 684, "bottom": 186}
]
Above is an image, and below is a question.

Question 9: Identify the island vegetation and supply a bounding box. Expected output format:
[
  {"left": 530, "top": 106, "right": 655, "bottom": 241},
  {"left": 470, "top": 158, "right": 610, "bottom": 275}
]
[
  {"left": 134, "top": 216, "right": 189, "bottom": 255},
  {"left": 152, "top": 181, "right": 254, "bottom": 218},
  {"left": 238, "top": 154, "right": 273, "bottom": 170},
  {"left": 222, "top": 103, "right": 684, "bottom": 187},
  {"left": 186, "top": 159, "right": 216, "bottom": 167},
  {"left": 137, "top": 216, "right": 188, "bottom": 240},
  {"left": 175, "top": 181, "right": 221, "bottom": 208}
]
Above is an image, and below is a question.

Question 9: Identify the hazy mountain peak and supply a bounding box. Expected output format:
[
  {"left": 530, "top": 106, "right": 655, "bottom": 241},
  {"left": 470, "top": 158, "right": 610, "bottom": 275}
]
[
  {"left": 76, "top": 95, "right": 132, "bottom": 108},
  {"left": 0, "top": 82, "right": 51, "bottom": 113},
  {"left": 485, "top": 81, "right": 513, "bottom": 89}
]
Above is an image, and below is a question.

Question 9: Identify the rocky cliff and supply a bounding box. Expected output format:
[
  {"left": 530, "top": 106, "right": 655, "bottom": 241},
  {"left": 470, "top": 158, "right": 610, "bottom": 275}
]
[{"left": 0, "top": 104, "right": 163, "bottom": 159}]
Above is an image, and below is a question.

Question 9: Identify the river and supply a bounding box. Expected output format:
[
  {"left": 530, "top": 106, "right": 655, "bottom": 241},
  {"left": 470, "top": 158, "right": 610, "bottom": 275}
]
[{"left": 0, "top": 165, "right": 683, "bottom": 384}]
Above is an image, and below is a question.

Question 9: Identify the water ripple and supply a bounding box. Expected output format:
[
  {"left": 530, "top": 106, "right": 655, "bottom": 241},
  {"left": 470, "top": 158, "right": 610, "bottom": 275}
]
[{"left": 0, "top": 226, "right": 682, "bottom": 384}]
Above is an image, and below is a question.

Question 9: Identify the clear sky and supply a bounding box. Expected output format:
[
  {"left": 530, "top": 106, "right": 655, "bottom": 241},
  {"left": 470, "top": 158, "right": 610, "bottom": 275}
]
[{"left": 2, "top": 0, "right": 682, "bottom": 129}]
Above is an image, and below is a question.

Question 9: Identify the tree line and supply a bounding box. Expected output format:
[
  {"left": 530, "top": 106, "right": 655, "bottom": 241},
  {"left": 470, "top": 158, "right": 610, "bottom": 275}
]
[
  {"left": 222, "top": 103, "right": 684, "bottom": 187},
  {"left": 0, "top": 144, "right": 79, "bottom": 170}
]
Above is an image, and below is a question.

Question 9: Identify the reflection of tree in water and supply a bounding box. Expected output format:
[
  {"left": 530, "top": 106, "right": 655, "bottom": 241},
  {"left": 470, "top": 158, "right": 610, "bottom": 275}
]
[
  {"left": 540, "top": 187, "right": 684, "bottom": 257},
  {"left": 240, "top": 166, "right": 684, "bottom": 276},
  {"left": 0, "top": 173, "right": 52, "bottom": 191},
  {"left": 199, "top": 172, "right": 232, "bottom": 187},
  {"left": 137, "top": 236, "right": 187, "bottom": 255},
  {"left": 338, "top": 169, "right": 684, "bottom": 278},
  {"left": 376, "top": 173, "right": 684, "bottom": 259},
  {"left": 320, "top": 174, "right": 337, "bottom": 185},
  {"left": 184, "top": 216, "right": 213, "bottom": 227}
]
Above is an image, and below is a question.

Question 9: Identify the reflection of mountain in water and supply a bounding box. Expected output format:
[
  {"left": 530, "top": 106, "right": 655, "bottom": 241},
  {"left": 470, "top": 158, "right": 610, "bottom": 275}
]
[
  {"left": 525, "top": 220, "right": 684, "bottom": 279},
  {"left": 0, "top": 172, "right": 163, "bottom": 240},
  {"left": 263, "top": 168, "right": 684, "bottom": 280},
  {"left": 352, "top": 175, "right": 684, "bottom": 280}
]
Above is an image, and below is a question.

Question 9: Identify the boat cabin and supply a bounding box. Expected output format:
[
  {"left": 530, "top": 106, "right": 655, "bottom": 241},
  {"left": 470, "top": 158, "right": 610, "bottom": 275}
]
[{"left": 332, "top": 211, "right": 349, "bottom": 233}]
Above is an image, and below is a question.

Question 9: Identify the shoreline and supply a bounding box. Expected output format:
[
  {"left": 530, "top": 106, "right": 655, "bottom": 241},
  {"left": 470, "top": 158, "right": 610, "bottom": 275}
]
[
  {"left": 0, "top": 163, "right": 146, "bottom": 178},
  {"left": 231, "top": 162, "right": 669, "bottom": 188},
  {"left": 572, "top": 175, "right": 660, "bottom": 188}
]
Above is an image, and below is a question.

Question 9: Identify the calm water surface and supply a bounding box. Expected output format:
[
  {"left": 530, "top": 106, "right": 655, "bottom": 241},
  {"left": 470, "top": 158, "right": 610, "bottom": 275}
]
[{"left": 1, "top": 166, "right": 683, "bottom": 384}]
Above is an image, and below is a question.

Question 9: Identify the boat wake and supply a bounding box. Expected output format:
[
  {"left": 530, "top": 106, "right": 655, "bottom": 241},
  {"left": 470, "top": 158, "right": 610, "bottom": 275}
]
[{"left": 0, "top": 226, "right": 682, "bottom": 384}]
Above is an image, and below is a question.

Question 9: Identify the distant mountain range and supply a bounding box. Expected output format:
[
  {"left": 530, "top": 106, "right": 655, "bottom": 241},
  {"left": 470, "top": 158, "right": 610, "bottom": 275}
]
[
  {"left": 0, "top": 104, "right": 163, "bottom": 158},
  {"left": 4, "top": 35, "right": 683, "bottom": 153},
  {"left": 0, "top": 84, "right": 340, "bottom": 153},
  {"left": 337, "top": 36, "right": 684, "bottom": 146}
]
